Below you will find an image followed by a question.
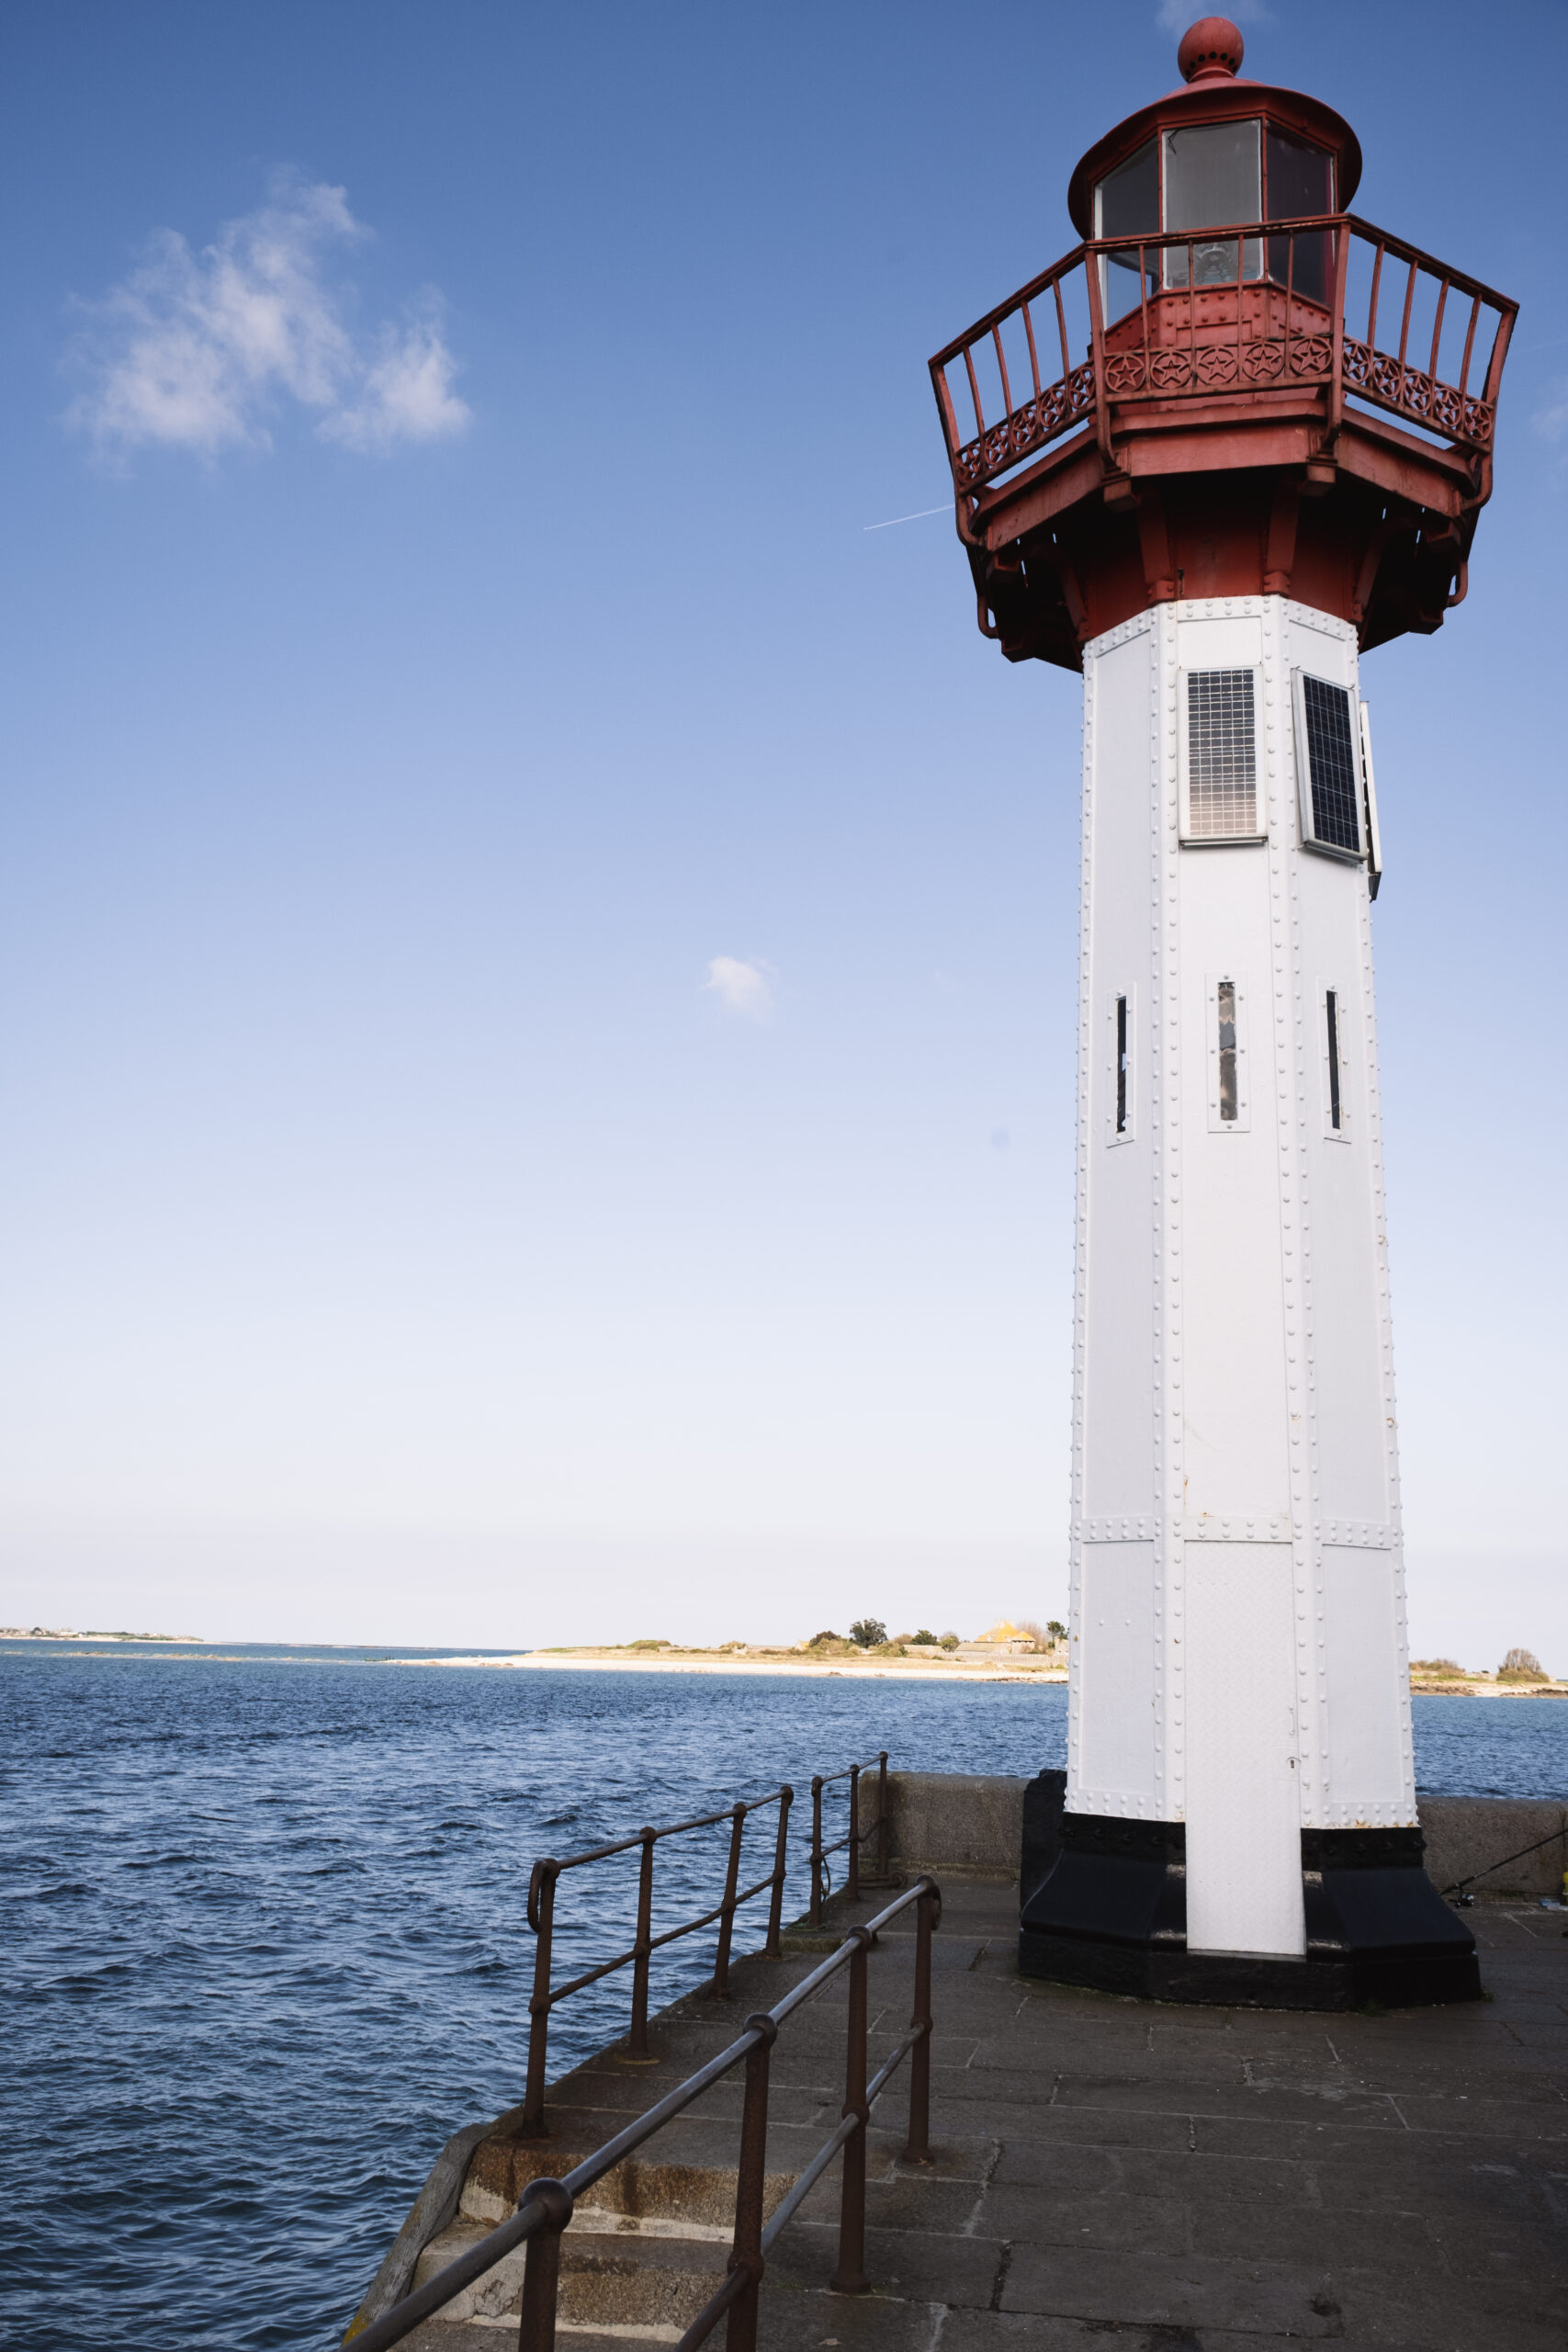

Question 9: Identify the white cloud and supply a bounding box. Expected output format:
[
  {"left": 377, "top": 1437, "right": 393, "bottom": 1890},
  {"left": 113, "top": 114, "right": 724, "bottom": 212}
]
[
  {"left": 703, "top": 956, "right": 774, "bottom": 1020},
  {"left": 64, "top": 175, "right": 469, "bottom": 460}
]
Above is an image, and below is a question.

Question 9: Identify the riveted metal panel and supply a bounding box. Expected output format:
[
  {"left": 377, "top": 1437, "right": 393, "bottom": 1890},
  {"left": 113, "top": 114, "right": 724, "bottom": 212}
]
[{"left": 1185, "top": 1541, "right": 1305, "bottom": 1955}]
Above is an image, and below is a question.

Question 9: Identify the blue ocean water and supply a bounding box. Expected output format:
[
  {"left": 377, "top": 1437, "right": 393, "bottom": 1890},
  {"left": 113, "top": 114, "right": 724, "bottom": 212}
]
[{"left": 3, "top": 1645, "right": 1562, "bottom": 2352}]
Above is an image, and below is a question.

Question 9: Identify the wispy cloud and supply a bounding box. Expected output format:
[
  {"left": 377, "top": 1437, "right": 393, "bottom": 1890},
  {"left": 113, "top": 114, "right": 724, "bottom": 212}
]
[
  {"left": 1155, "top": 0, "right": 1269, "bottom": 31},
  {"left": 1533, "top": 382, "right": 1568, "bottom": 443},
  {"left": 704, "top": 956, "right": 774, "bottom": 1020},
  {"left": 64, "top": 175, "right": 469, "bottom": 461}
]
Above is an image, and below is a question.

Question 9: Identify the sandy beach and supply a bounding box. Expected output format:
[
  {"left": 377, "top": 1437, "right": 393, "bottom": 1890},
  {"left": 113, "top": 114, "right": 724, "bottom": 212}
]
[{"left": 387, "top": 1647, "right": 1067, "bottom": 1685}]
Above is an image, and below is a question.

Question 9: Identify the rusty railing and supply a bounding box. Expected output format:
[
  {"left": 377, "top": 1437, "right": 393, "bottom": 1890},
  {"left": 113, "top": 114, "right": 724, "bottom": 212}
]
[
  {"left": 347, "top": 1875, "right": 942, "bottom": 2352},
  {"left": 807, "top": 1751, "right": 889, "bottom": 1926},
  {"left": 930, "top": 212, "right": 1517, "bottom": 502},
  {"left": 521, "top": 1785, "right": 796, "bottom": 2138}
]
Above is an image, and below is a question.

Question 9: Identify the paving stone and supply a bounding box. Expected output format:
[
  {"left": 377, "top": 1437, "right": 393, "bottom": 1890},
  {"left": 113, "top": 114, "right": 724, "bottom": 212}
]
[
  {"left": 765, "top": 2217, "right": 1005, "bottom": 2310},
  {"left": 999, "top": 2244, "right": 1340, "bottom": 2335},
  {"left": 1109, "top": 2149, "right": 1320, "bottom": 2207},
  {"left": 976, "top": 2182, "right": 1191, "bottom": 2254},
  {"left": 931, "top": 2316, "right": 1179, "bottom": 2349}
]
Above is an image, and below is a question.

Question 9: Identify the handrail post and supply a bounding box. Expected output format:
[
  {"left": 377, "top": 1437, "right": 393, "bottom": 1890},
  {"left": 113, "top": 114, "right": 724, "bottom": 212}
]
[
  {"left": 830, "top": 1927, "right": 873, "bottom": 2294},
  {"left": 764, "top": 1787, "right": 793, "bottom": 1958},
  {"left": 875, "top": 1753, "right": 889, "bottom": 1881},
  {"left": 846, "top": 1766, "right": 861, "bottom": 1903},
  {"left": 809, "top": 1777, "right": 824, "bottom": 1927},
  {"left": 628, "top": 1829, "right": 656, "bottom": 2060},
  {"left": 905, "top": 1883, "right": 936, "bottom": 2164},
  {"left": 516, "top": 2178, "right": 573, "bottom": 2352},
  {"left": 725, "top": 2018, "right": 777, "bottom": 2350},
  {"left": 714, "top": 1803, "right": 746, "bottom": 1998},
  {"left": 522, "top": 1861, "right": 558, "bottom": 2140}
]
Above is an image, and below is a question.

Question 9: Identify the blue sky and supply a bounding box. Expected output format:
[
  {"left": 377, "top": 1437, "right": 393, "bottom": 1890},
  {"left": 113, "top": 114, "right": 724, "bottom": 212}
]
[{"left": 1, "top": 1, "right": 1562, "bottom": 1659}]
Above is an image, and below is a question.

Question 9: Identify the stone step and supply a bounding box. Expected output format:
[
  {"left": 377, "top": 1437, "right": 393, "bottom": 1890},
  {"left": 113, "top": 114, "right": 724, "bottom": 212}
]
[{"left": 412, "top": 2217, "right": 729, "bottom": 2333}]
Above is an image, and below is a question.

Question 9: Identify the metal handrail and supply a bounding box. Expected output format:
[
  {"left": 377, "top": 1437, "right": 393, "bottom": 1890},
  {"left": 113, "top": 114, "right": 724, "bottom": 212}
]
[
  {"left": 348, "top": 1876, "right": 942, "bottom": 2352},
  {"left": 929, "top": 210, "right": 1517, "bottom": 502},
  {"left": 807, "top": 1751, "right": 889, "bottom": 1926},
  {"left": 521, "top": 1784, "right": 795, "bottom": 2137}
]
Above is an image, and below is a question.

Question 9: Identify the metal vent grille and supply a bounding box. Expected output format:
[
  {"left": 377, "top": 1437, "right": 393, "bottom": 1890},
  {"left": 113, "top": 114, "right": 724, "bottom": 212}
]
[
  {"left": 1301, "top": 675, "right": 1361, "bottom": 852},
  {"left": 1186, "top": 670, "right": 1258, "bottom": 837}
]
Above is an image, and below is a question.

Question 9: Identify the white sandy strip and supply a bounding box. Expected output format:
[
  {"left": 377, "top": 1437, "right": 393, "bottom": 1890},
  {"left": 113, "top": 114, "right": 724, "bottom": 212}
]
[{"left": 386, "top": 1652, "right": 1064, "bottom": 1685}]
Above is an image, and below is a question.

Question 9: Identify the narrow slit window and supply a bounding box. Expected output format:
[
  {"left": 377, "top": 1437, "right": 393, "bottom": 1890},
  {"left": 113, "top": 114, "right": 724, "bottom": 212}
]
[
  {"left": 1325, "top": 989, "right": 1342, "bottom": 1132},
  {"left": 1115, "top": 995, "right": 1128, "bottom": 1135},
  {"left": 1186, "top": 668, "right": 1258, "bottom": 840},
  {"left": 1297, "top": 673, "right": 1364, "bottom": 855},
  {"left": 1217, "top": 979, "right": 1238, "bottom": 1123}
]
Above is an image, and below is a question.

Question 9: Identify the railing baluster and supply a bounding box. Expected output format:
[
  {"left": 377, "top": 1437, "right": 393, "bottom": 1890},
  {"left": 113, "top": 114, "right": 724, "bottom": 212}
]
[
  {"left": 846, "top": 1766, "right": 861, "bottom": 1902},
  {"left": 1086, "top": 238, "right": 1111, "bottom": 462},
  {"left": 1394, "top": 255, "right": 1417, "bottom": 401},
  {"left": 522, "top": 1861, "right": 559, "bottom": 2140},
  {"left": 1329, "top": 220, "right": 1350, "bottom": 436},
  {"left": 723, "top": 2016, "right": 777, "bottom": 2351},
  {"left": 905, "top": 1886, "right": 936, "bottom": 2163},
  {"left": 1458, "top": 292, "right": 1481, "bottom": 401},
  {"left": 515, "top": 2179, "right": 573, "bottom": 2352},
  {"left": 830, "top": 1927, "right": 874, "bottom": 2294},
  {"left": 990, "top": 322, "right": 1014, "bottom": 422},
  {"left": 875, "top": 1753, "right": 889, "bottom": 1881},
  {"left": 713, "top": 1803, "right": 746, "bottom": 1999},
  {"left": 1366, "top": 238, "right": 1384, "bottom": 351},
  {"left": 809, "top": 1776, "right": 825, "bottom": 1927},
  {"left": 1047, "top": 269, "right": 1069, "bottom": 388},
  {"left": 1021, "top": 300, "right": 1042, "bottom": 401},
  {"left": 962, "top": 343, "right": 985, "bottom": 441},
  {"left": 764, "top": 1785, "right": 792, "bottom": 1958},
  {"left": 1427, "top": 275, "right": 1450, "bottom": 389},
  {"left": 629, "top": 1829, "right": 656, "bottom": 2059}
]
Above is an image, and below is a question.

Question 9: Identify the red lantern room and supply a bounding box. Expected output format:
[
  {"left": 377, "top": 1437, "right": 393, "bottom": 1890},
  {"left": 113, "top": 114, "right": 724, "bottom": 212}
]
[{"left": 930, "top": 16, "right": 1517, "bottom": 669}]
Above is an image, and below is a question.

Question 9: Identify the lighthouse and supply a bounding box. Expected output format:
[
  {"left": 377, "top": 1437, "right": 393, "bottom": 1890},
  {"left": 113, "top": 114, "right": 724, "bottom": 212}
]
[{"left": 930, "top": 19, "right": 1517, "bottom": 2005}]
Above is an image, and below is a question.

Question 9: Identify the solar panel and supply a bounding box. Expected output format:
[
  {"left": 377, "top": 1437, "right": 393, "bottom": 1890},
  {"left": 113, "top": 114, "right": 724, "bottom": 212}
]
[
  {"left": 1300, "top": 674, "right": 1362, "bottom": 854},
  {"left": 1186, "top": 669, "right": 1258, "bottom": 838}
]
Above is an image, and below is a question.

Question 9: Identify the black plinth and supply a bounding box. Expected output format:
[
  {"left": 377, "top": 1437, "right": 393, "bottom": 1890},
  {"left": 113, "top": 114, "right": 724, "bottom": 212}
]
[{"left": 1018, "top": 1771, "right": 1480, "bottom": 2010}]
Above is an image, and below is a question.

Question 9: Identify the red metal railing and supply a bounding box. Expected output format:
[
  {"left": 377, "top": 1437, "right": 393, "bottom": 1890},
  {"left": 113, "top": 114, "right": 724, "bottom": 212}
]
[
  {"left": 930, "top": 214, "right": 1517, "bottom": 501},
  {"left": 348, "top": 1876, "right": 942, "bottom": 2352}
]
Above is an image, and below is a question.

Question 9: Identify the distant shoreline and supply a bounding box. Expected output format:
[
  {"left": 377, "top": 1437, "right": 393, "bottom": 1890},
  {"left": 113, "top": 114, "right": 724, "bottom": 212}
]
[
  {"left": 1, "top": 1628, "right": 204, "bottom": 1645},
  {"left": 388, "top": 1648, "right": 1067, "bottom": 1685}
]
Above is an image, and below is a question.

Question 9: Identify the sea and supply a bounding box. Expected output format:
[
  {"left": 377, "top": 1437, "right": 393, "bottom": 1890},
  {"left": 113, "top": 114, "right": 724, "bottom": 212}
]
[{"left": 4, "top": 1641, "right": 1564, "bottom": 2352}]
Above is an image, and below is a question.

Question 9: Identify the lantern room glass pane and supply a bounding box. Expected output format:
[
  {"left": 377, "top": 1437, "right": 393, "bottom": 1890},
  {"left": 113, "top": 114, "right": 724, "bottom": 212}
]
[
  {"left": 1162, "top": 119, "right": 1261, "bottom": 287},
  {"left": 1266, "top": 127, "right": 1334, "bottom": 304},
  {"left": 1095, "top": 138, "right": 1159, "bottom": 322}
]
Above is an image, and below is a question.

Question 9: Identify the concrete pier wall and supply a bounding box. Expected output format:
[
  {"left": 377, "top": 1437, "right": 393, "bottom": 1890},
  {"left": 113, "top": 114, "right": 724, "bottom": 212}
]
[{"left": 880, "top": 1771, "right": 1568, "bottom": 1899}]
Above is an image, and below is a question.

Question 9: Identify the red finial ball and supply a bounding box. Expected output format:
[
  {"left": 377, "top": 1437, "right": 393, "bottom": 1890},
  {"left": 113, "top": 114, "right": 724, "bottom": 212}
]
[{"left": 1178, "top": 16, "right": 1245, "bottom": 82}]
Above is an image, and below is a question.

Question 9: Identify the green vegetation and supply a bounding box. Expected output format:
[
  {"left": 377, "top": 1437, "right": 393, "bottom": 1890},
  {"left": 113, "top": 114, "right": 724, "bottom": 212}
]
[
  {"left": 1499, "top": 1646, "right": 1547, "bottom": 1681},
  {"left": 628, "top": 1638, "right": 671, "bottom": 1650},
  {"left": 939, "top": 1632, "right": 960, "bottom": 1650},
  {"left": 848, "top": 1617, "right": 887, "bottom": 1649}
]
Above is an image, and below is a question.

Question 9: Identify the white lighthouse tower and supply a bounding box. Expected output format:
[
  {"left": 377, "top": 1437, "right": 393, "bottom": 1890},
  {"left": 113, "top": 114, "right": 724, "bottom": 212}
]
[{"left": 930, "top": 17, "right": 1515, "bottom": 2002}]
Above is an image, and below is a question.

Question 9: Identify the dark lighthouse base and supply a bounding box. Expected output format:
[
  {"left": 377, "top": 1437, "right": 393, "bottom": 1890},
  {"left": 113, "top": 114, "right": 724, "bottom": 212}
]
[{"left": 1019, "top": 1773, "right": 1481, "bottom": 2010}]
